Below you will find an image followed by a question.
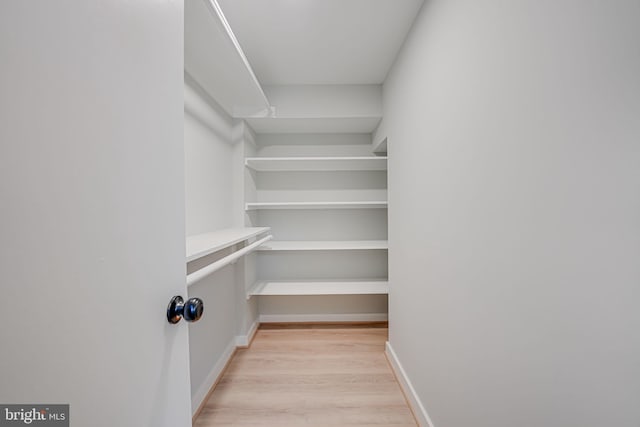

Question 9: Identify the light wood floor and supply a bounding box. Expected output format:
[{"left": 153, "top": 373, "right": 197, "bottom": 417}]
[{"left": 193, "top": 324, "right": 417, "bottom": 427}]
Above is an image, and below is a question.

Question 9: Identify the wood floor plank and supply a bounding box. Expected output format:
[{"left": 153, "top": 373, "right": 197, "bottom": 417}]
[{"left": 193, "top": 326, "right": 417, "bottom": 427}]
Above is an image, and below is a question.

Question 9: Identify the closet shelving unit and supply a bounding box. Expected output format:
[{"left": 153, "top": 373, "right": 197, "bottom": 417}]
[
  {"left": 185, "top": 0, "right": 388, "bottom": 321},
  {"left": 245, "top": 149, "right": 388, "bottom": 301}
]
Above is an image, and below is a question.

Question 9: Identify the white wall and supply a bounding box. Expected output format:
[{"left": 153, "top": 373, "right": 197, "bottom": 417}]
[
  {"left": 184, "top": 76, "right": 235, "bottom": 236},
  {"left": 183, "top": 77, "right": 240, "bottom": 410},
  {"left": 186, "top": 259, "right": 236, "bottom": 408},
  {"left": 384, "top": 1, "right": 640, "bottom": 426}
]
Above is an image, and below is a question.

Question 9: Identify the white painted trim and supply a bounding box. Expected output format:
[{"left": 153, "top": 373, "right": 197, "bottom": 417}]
[
  {"left": 191, "top": 338, "right": 236, "bottom": 416},
  {"left": 259, "top": 313, "right": 388, "bottom": 323},
  {"left": 385, "top": 342, "right": 435, "bottom": 427},
  {"left": 236, "top": 319, "right": 259, "bottom": 347}
]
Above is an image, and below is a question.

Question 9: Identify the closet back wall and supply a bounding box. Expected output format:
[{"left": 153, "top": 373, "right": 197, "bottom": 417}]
[{"left": 184, "top": 77, "right": 237, "bottom": 411}]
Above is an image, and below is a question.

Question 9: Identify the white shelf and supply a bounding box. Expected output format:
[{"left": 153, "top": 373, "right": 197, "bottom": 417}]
[
  {"left": 245, "top": 201, "right": 387, "bottom": 210},
  {"left": 247, "top": 280, "right": 389, "bottom": 298},
  {"left": 186, "top": 227, "right": 270, "bottom": 262},
  {"left": 244, "top": 117, "right": 382, "bottom": 134},
  {"left": 245, "top": 156, "right": 387, "bottom": 172},
  {"left": 257, "top": 240, "right": 388, "bottom": 251},
  {"left": 185, "top": 0, "right": 270, "bottom": 117}
]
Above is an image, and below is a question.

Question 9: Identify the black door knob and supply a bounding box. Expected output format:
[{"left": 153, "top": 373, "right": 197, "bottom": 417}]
[{"left": 167, "top": 296, "right": 204, "bottom": 324}]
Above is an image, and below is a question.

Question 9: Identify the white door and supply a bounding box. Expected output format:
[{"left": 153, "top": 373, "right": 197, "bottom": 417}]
[{"left": 0, "top": 2, "right": 192, "bottom": 426}]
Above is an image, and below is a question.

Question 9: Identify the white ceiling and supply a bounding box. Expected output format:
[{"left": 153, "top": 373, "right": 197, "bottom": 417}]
[{"left": 217, "top": 0, "right": 424, "bottom": 85}]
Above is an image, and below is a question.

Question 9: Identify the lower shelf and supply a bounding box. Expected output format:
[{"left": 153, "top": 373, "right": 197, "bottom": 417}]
[{"left": 247, "top": 280, "right": 389, "bottom": 299}]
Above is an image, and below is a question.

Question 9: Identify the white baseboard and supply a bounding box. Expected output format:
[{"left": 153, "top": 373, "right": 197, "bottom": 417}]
[
  {"left": 191, "top": 338, "right": 236, "bottom": 416},
  {"left": 192, "top": 320, "right": 260, "bottom": 416},
  {"left": 236, "top": 319, "right": 259, "bottom": 347},
  {"left": 385, "top": 341, "right": 435, "bottom": 427},
  {"left": 259, "top": 313, "right": 388, "bottom": 323}
]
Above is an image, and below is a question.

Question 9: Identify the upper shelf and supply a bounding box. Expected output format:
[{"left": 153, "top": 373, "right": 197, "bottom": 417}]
[
  {"left": 244, "top": 117, "right": 381, "bottom": 134},
  {"left": 257, "top": 240, "right": 388, "bottom": 251},
  {"left": 245, "top": 156, "right": 387, "bottom": 172},
  {"left": 186, "top": 227, "right": 270, "bottom": 262},
  {"left": 245, "top": 201, "right": 388, "bottom": 211},
  {"left": 185, "top": 0, "right": 271, "bottom": 117}
]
